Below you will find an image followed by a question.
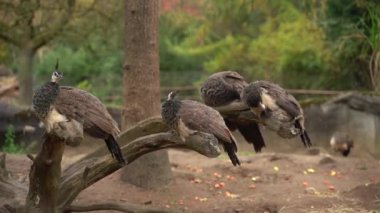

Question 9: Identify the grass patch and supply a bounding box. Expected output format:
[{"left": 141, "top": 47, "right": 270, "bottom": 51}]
[{"left": 2, "top": 125, "right": 24, "bottom": 154}]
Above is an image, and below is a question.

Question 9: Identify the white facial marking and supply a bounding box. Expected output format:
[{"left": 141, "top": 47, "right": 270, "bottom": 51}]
[{"left": 259, "top": 103, "right": 266, "bottom": 111}]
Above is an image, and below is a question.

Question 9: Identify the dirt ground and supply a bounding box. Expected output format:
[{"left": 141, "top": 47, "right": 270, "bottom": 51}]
[{"left": 2, "top": 137, "right": 380, "bottom": 213}]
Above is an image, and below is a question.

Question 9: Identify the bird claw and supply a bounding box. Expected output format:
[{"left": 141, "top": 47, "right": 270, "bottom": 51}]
[
  {"left": 290, "top": 127, "right": 300, "bottom": 135},
  {"left": 189, "top": 130, "right": 198, "bottom": 136}
]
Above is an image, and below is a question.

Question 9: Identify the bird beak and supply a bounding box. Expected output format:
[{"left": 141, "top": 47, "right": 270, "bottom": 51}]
[
  {"left": 250, "top": 102, "right": 266, "bottom": 118},
  {"left": 259, "top": 103, "right": 266, "bottom": 111},
  {"left": 343, "top": 143, "right": 348, "bottom": 150}
]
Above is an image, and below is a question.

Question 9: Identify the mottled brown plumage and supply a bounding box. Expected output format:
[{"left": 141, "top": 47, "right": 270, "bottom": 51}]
[
  {"left": 243, "top": 80, "right": 311, "bottom": 147},
  {"left": 330, "top": 132, "right": 354, "bottom": 157},
  {"left": 33, "top": 68, "right": 125, "bottom": 165},
  {"left": 162, "top": 92, "right": 240, "bottom": 166},
  {"left": 201, "top": 71, "right": 248, "bottom": 107},
  {"left": 55, "top": 86, "right": 120, "bottom": 137},
  {"left": 200, "top": 71, "right": 266, "bottom": 152}
]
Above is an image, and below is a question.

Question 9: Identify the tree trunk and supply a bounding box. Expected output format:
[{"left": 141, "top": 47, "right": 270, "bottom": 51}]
[
  {"left": 26, "top": 133, "right": 65, "bottom": 213},
  {"left": 18, "top": 47, "right": 35, "bottom": 106},
  {"left": 121, "top": 0, "right": 172, "bottom": 189}
]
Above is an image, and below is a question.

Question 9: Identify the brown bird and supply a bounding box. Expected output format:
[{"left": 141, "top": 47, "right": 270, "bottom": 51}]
[
  {"left": 242, "top": 80, "right": 311, "bottom": 148},
  {"left": 200, "top": 71, "right": 266, "bottom": 152},
  {"left": 330, "top": 132, "right": 354, "bottom": 157},
  {"left": 161, "top": 91, "right": 241, "bottom": 166},
  {"left": 32, "top": 62, "right": 125, "bottom": 165}
]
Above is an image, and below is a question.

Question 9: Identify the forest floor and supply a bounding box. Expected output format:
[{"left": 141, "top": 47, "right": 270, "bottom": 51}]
[{"left": 3, "top": 138, "right": 380, "bottom": 213}]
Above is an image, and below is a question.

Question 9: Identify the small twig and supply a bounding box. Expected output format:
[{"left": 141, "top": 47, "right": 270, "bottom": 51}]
[
  {"left": 81, "top": 166, "right": 90, "bottom": 190},
  {"left": 26, "top": 154, "right": 35, "bottom": 162},
  {"left": 3, "top": 204, "right": 16, "bottom": 213},
  {"left": 0, "top": 152, "right": 6, "bottom": 169},
  {"left": 64, "top": 202, "right": 175, "bottom": 213}
]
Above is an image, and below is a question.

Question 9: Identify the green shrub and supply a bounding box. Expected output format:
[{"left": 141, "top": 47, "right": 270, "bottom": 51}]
[{"left": 2, "top": 125, "right": 24, "bottom": 154}]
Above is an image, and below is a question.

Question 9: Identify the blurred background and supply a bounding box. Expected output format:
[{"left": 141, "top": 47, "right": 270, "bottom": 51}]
[
  {"left": 0, "top": 1, "right": 380, "bottom": 212},
  {"left": 0, "top": 0, "right": 379, "bottom": 155}
]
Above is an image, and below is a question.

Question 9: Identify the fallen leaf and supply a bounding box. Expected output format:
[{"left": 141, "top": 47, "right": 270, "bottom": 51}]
[
  {"left": 199, "top": 197, "right": 208, "bottom": 202},
  {"left": 225, "top": 191, "right": 240, "bottom": 198},
  {"left": 191, "top": 178, "right": 202, "bottom": 184},
  {"left": 273, "top": 166, "right": 279, "bottom": 172},
  {"left": 307, "top": 168, "right": 315, "bottom": 173},
  {"left": 213, "top": 172, "right": 222, "bottom": 178},
  {"left": 328, "top": 185, "right": 335, "bottom": 190},
  {"left": 251, "top": 176, "right": 260, "bottom": 182},
  {"left": 330, "top": 170, "right": 336, "bottom": 176},
  {"left": 226, "top": 175, "right": 236, "bottom": 181}
]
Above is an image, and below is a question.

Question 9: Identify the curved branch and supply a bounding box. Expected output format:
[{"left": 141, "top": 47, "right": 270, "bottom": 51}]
[
  {"left": 85, "top": 116, "right": 168, "bottom": 159},
  {"left": 58, "top": 129, "right": 221, "bottom": 207},
  {"left": 64, "top": 202, "right": 174, "bottom": 213},
  {"left": 213, "top": 100, "right": 261, "bottom": 123}
]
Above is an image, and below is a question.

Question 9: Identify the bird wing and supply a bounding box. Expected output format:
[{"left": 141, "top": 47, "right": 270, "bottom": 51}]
[
  {"left": 54, "top": 86, "right": 120, "bottom": 137},
  {"left": 179, "top": 100, "right": 236, "bottom": 147},
  {"left": 224, "top": 72, "right": 248, "bottom": 95},
  {"left": 232, "top": 119, "right": 265, "bottom": 152},
  {"left": 201, "top": 71, "right": 247, "bottom": 107},
  {"left": 256, "top": 81, "right": 302, "bottom": 118}
]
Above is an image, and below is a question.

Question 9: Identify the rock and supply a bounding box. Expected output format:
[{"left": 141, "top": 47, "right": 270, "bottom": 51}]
[
  {"left": 319, "top": 156, "right": 336, "bottom": 165},
  {"left": 305, "top": 187, "right": 318, "bottom": 194},
  {"left": 306, "top": 147, "right": 320, "bottom": 155}
]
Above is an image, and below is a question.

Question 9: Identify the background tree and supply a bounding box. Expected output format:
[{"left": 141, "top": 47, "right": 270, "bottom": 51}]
[
  {"left": 121, "top": 0, "right": 172, "bottom": 188},
  {"left": 0, "top": 0, "right": 76, "bottom": 105}
]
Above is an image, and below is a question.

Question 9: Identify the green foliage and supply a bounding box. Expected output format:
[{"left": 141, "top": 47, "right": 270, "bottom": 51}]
[
  {"left": 16, "top": 0, "right": 380, "bottom": 106},
  {"left": 2, "top": 125, "right": 24, "bottom": 154},
  {"left": 159, "top": 11, "right": 205, "bottom": 72},
  {"left": 35, "top": 44, "right": 122, "bottom": 85},
  {"left": 35, "top": 34, "right": 123, "bottom": 104},
  {"left": 168, "top": 1, "right": 331, "bottom": 89},
  {"left": 321, "top": 0, "right": 380, "bottom": 90}
]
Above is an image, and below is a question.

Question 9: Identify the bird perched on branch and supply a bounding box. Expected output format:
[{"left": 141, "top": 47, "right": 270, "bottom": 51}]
[
  {"left": 161, "top": 91, "right": 241, "bottom": 166},
  {"left": 330, "top": 132, "right": 353, "bottom": 157},
  {"left": 242, "top": 80, "right": 311, "bottom": 148},
  {"left": 200, "top": 71, "right": 266, "bottom": 152},
  {"left": 32, "top": 61, "right": 126, "bottom": 165}
]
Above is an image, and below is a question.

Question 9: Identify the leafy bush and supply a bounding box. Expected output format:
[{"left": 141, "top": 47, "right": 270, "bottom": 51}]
[{"left": 2, "top": 125, "right": 24, "bottom": 154}]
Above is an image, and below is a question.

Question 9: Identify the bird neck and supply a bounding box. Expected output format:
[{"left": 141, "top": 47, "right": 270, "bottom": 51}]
[{"left": 162, "top": 99, "right": 182, "bottom": 126}]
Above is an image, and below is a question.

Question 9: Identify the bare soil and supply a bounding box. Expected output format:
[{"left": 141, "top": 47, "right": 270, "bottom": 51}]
[{"left": 2, "top": 138, "right": 380, "bottom": 213}]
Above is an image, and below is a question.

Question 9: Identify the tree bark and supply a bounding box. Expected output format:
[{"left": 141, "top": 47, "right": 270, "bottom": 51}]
[
  {"left": 25, "top": 133, "right": 65, "bottom": 213},
  {"left": 1, "top": 117, "right": 222, "bottom": 213},
  {"left": 122, "top": 0, "right": 172, "bottom": 189},
  {"left": 18, "top": 47, "right": 35, "bottom": 106}
]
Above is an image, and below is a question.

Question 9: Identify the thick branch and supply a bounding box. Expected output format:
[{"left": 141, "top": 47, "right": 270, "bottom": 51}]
[
  {"left": 85, "top": 116, "right": 167, "bottom": 158},
  {"left": 58, "top": 130, "right": 220, "bottom": 207},
  {"left": 32, "top": 1, "right": 76, "bottom": 50},
  {"left": 64, "top": 202, "right": 173, "bottom": 213},
  {"left": 213, "top": 100, "right": 261, "bottom": 123},
  {"left": 0, "top": 152, "right": 7, "bottom": 180},
  {"left": 25, "top": 133, "right": 66, "bottom": 213},
  {"left": 0, "top": 22, "right": 19, "bottom": 45}
]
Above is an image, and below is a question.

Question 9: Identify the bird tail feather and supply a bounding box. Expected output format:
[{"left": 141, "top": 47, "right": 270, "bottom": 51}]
[
  {"left": 295, "top": 120, "right": 311, "bottom": 148},
  {"left": 105, "top": 135, "right": 126, "bottom": 165},
  {"left": 235, "top": 121, "right": 265, "bottom": 152},
  {"left": 223, "top": 142, "right": 241, "bottom": 166}
]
